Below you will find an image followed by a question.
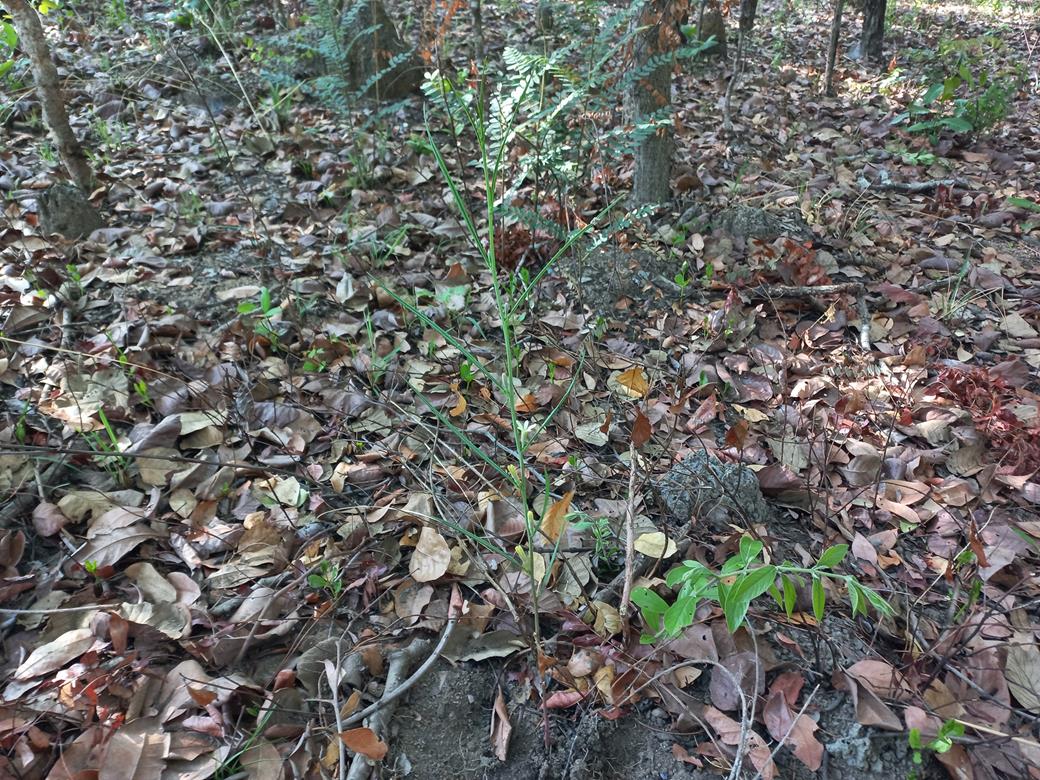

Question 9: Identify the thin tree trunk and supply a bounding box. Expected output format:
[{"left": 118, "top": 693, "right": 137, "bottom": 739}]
[
  {"left": 628, "top": 0, "right": 685, "bottom": 208},
  {"left": 722, "top": 0, "right": 757, "bottom": 132},
  {"left": 1, "top": 0, "right": 93, "bottom": 190},
  {"left": 860, "top": 0, "right": 887, "bottom": 63},
  {"left": 824, "top": 0, "right": 845, "bottom": 96},
  {"left": 471, "top": 0, "right": 484, "bottom": 62},
  {"left": 738, "top": 0, "right": 758, "bottom": 34}
]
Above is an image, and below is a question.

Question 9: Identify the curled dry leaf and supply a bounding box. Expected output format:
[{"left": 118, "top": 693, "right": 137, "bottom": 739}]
[
  {"left": 762, "top": 690, "right": 823, "bottom": 771},
  {"left": 611, "top": 366, "right": 649, "bottom": 399},
  {"left": 490, "top": 686, "right": 512, "bottom": 762},
  {"left": 31, "top": 502, "right": 68, "bottom": 536},
  {"left": 540, "top": 489, "right": 574, "bottom": 543}
]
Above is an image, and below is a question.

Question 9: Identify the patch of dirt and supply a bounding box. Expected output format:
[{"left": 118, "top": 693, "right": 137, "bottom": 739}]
[
  {"left": 386, "top": 657, "right": 938, "bottom": 780},
  {"left": 781, "top": 690, "right": 943, "bottom": 780},
  {"left": 390, "top": 661, "right": 715, "bottom": 779}
]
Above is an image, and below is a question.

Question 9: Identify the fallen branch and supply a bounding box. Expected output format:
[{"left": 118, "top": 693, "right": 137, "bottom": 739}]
[
  {"left": 344, "top": 593, "right": 460, "bottom": 779},
  {"left": 745, "top": 281, "right": 865, "bottom": 299},
  {"left": 858, "top": 169, "right": 971, "bottom": 193}
]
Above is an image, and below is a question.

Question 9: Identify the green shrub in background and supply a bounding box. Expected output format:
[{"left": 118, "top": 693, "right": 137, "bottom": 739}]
[{"left": 895, "top": 35, "right": 1024, "bottom": 139}]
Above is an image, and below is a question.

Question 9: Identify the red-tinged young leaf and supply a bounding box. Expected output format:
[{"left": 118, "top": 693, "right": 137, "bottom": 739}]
[
  {"left": 631, "top": 408, "right": 651, "bottom": 448},
  {"left": 341, "top": 727, "right": 388, "bottom": 760},
  {"left": 724, "top": 419, "right": 748, "bottom": 448}
]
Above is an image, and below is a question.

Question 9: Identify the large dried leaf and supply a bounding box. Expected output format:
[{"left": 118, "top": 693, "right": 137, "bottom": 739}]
[
  {"left": 98, "top": 717, "right": 169, "bottom": 780},
  {"left": 15, "top": 628, "right": 96, "bottom": 679},
  {"left": 409, "top": 527, "right": 450, "bottom": 582}
]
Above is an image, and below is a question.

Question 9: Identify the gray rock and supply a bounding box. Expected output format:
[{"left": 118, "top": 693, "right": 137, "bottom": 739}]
[
  {"left": 36, "top": 184, "right": 104, "bottom": 239},
  {"left": 656, "top": 450, "right": 770, "bottom": 526},
  {"left": 717, "top": 205, "right": 810, "bottom": 242}
]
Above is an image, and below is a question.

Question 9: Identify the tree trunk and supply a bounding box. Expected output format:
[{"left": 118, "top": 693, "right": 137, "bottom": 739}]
[
  {"left": 722, "top": 0, "right": 757, "bottom": 132},
  {"left": 859, "top": 0, "right": 886, "bottom": 63},
  {"left": 824, "top": 0, "right": 845, "bottom": 96},
  {"left": 738, "top": 0, "right": 758, "bottom": 34},
  {"left": 1, "top": 0, "right": 93, "bottom": 190},
  {"left": 627, "top": 0, "right": 686, "bottom": 208}
]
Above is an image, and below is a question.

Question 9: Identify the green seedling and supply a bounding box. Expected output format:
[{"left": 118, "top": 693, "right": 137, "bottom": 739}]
[{"left": 632, "top": 537, "right": 892, "bottom": 642}]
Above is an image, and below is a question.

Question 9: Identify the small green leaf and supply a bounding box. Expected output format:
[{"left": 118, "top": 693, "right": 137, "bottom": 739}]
[
  {"left": 908, "top": 728, "right": 922, "bottom": 750},
  {"left": 768, "top": 583, "right": 783, "bottom": 609},
  {"left": 1008, "top": 196, "right": 1040, "bottom": 213},
  {"left": 782, "top": 575, "right": 797, "bottom": 616},
  {"left": 237, "top": 301, "right": 256, "bottom": 314},
  {"left": 816, "top": 544, "right": 848, "bottom": 569},
  {"left": 847, "top": 579, "right": 863, "bottom": 616},
  {"left": 862, "top": 585, "right": 893, "bottom": 616},
  {"left": 811, "top": 576, "right": 826, "bottom": 622}
]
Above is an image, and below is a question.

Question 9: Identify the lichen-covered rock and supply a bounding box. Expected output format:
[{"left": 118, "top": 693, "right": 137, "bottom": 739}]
[
  {"left": 656, "top": 450, "right": 770, "bottom": 527},
  {"left": 36, "top": 184, "right": 103, "bottom": 239}
]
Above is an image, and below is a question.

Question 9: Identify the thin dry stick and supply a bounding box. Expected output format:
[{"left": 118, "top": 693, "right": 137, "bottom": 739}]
[{"left": 619, "top": 439, "right": 638, "bottom": 618}]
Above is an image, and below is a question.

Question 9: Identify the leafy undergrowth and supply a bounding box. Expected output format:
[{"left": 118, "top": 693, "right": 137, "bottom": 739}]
[{"left": 1, "top": 1, "right": 1040, "bottom": 779}]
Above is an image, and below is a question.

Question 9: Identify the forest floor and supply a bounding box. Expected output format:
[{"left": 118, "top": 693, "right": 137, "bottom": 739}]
[{"left": 2, "top": 0, "right": 1040, "bottom": 778}]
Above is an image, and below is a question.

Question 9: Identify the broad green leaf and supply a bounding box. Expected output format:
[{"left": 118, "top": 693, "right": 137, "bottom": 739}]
[
  {"left": 942, "top": 115, "right": 974, "bottom": 133},
  {"left": 816, "top": 544, "right": 848, "bottom": 569},
  {"left": 2, "top": 22, "right": 18, "bottom": 48},
  {"left": 631, "top": 587, "right": 668, "bottom": 630},
  {"left": 664, "top": 593, "right": 697, "bottom": 637},
  {"left": 723, "top": 565, "right": 776, "bottom": 632},
  {"left": 908, "top": 728, "right": 922, "bottom": 750},
  {"left": 768, "top": 583, "right": 783, "bottom": 610}
]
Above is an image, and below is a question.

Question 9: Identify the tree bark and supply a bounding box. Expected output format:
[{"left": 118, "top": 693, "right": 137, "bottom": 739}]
[
  {"left": 722, "top": 0, "right": 757, "bottom": 132},
  {"left": 859, "top": 0, "right": 886, "bottom": 63},
  {"left": 738, "top": 0, "right": 758, "bottom": 34},
  {"left": 824, "top": 0, "right": 845, "bottom": 96},
  {"left": 627, "top": 0, "right": 687, "bottom": 208},
  {"left": 1, "top": 0, "right": 93, "bottom": 190}
]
